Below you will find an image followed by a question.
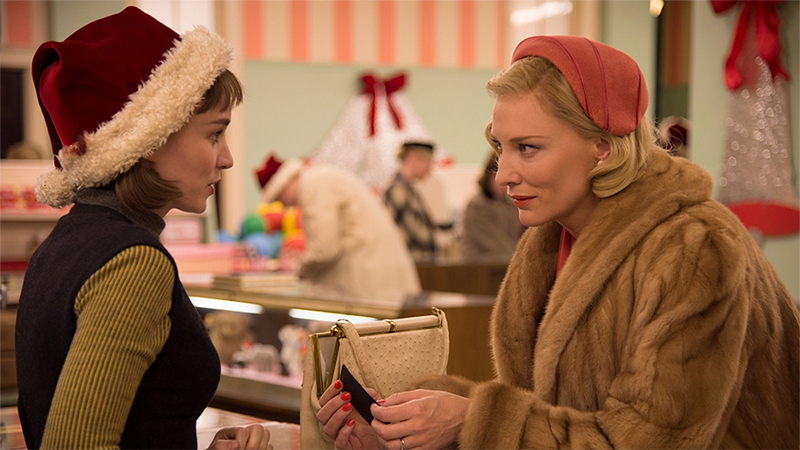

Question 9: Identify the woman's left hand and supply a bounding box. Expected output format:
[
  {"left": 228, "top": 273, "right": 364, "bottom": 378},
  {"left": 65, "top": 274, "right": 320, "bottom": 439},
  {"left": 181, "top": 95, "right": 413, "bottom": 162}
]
[
  {"left": 207, "top": 424, "right": 272, "bottom": 450},
  {"left": 370, "top": 389, "right": 469, "bottom": 450}
]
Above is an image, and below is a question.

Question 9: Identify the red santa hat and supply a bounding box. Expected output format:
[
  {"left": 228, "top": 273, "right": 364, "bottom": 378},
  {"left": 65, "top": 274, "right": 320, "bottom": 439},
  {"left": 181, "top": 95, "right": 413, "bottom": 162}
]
[
  {"left": 511, "top": 35, "right": 648, "bottom": 137},
  {"left": 33, "top": 6, "right": 233, "bottom": 208},
  {"left": 255, "top": 155, "right": 304, "bottom": 203}
]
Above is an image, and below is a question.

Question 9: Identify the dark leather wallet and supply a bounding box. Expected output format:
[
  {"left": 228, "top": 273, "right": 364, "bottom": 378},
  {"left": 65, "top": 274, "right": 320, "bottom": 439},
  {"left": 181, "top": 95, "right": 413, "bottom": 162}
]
[{"left": 340, "top": 364, "right": 378, "bottom": 423}]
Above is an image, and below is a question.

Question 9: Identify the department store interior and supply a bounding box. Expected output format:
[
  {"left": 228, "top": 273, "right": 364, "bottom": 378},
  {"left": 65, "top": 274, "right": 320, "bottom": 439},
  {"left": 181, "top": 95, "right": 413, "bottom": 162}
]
[{"left": 1, "top": 0, "right": 798, "bottom": 447}]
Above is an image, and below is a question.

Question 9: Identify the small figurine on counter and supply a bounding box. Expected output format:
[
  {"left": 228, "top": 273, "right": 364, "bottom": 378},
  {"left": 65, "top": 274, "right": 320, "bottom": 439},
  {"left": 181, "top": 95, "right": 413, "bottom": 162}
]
[
  {"left": 252, "top": 344, "right": 282, "bottom": 374},
  {"left": 278, "top": 324, "right": 308, "bottom": 378}
]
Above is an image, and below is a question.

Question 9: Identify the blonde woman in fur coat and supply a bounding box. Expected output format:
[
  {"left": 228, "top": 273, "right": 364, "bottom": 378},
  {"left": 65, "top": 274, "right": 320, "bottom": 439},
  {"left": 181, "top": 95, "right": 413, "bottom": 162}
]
[{"left": 314, "top": 35, "right": 800, "bottom": 450}]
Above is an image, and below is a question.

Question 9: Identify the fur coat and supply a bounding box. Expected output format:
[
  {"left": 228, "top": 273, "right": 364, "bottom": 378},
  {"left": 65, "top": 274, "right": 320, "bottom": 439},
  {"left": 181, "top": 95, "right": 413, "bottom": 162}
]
[{"left": 413, "top": 149, "right": 800, "bottom": 449}]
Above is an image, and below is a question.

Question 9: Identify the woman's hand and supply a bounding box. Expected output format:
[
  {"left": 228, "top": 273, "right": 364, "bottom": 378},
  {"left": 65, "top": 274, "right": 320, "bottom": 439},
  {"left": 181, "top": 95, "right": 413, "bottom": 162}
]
[
  {"left": 370, "top": 390, "right": 469, "bottom": 450},
  {"left": 317, "top": 380, "right": 384, "bottom": 449},
  {"left": 207, "top": 424, "right": 272, "bottom": 450}
]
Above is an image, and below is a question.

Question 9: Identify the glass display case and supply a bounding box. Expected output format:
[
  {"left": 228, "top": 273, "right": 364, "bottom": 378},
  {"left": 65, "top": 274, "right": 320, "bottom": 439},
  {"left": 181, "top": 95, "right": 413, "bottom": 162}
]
[{"left": 185, "top": 280, "right": 496, "bottom": 423}]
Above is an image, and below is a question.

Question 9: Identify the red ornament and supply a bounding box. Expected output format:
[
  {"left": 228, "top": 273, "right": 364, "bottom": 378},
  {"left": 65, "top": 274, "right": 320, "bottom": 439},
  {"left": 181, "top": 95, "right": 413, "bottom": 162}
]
[
  {"left": 710, "top": 0, "right": 790, "bottom": 90},
  {"left": 360, "top": 72, "right": 406, "bottom": 136}
]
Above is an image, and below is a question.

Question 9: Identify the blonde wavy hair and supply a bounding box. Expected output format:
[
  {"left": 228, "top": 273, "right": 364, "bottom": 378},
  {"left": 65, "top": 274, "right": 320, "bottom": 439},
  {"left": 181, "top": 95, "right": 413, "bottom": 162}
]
[{"left": 485, "top": 56, "right": 660, "bottom": 198}]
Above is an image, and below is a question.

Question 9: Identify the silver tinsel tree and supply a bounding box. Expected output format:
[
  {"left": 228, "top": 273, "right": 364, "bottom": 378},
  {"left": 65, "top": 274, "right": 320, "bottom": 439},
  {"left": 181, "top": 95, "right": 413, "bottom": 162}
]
[
  {"left": 715, "top": 4, "right": 799, "bottom": 239},
  {"left": 313, "top": 73, "right": 447, "bottom": 192}
]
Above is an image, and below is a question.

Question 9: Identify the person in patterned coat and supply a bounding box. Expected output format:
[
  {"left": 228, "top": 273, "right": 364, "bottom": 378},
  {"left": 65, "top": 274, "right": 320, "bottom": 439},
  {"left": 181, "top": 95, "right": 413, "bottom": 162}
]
[{"left": 382, "top": 141, "right": 439, "bottom": 262}]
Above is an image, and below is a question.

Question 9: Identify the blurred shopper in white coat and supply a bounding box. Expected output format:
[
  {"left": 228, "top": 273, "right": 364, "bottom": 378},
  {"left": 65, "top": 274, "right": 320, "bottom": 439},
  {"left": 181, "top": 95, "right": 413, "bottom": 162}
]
[{"left": 256, "top": 155, "right": 421, "bottom": 300}]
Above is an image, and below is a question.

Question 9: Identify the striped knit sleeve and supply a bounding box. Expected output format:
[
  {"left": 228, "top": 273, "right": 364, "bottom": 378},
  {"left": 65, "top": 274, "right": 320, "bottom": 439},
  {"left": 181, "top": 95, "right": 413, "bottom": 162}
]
[{"left": 40, "top": 245, "right": 174, "bottom": 450}]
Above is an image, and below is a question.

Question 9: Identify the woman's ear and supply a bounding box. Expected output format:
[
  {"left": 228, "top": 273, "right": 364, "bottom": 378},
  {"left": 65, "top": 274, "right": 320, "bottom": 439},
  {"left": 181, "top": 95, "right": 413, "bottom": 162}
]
[
  {"left": 142, "top": 152, "right": 158, "bottom": 164},
  {"left": 594, "top": 139, "right": 611, "bottom": 163}
]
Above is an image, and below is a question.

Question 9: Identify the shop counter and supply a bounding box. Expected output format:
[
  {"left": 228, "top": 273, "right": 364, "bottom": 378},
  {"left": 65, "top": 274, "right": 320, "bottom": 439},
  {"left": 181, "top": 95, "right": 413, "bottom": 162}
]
[
  {"left": 415, "top": 257, "right": 509, "bottom": 296},
  {"left": 0, "top": 406, "right": 300, "bottom": 450}
]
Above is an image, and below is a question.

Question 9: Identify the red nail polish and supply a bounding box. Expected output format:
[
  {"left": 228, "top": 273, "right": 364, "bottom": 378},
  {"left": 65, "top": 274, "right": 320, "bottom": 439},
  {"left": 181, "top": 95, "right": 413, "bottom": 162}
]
[
  {"left": 377, "top": 400, "right": 385, "bottom": 405},
  {"left": 343, "top": 403, "right": 351, "bottom": 412},
  {"left": 333, "top": 380, "right": 342, "bottom": 389},
  {"left": 347, "top": 419, "right": 355, "bottom": 427},
  {"left": 341, "top": 392, "right": 351, "bottom": 401}
]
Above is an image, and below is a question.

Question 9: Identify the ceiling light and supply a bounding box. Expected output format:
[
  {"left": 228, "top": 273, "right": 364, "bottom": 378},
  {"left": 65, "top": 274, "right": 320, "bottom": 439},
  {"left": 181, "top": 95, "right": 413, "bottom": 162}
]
[{"left": 650, "top": 0, "right": 665, "bottom": 17}]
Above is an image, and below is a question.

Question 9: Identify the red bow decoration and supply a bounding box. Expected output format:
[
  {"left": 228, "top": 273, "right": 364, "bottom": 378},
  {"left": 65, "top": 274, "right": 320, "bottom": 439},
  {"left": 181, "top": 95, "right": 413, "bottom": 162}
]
[
  {"left": 361, "top": 72, "right": 406, "bottom": 136},
  {"left": 711, "top": 0, "right": 790, "bottom": 90}
]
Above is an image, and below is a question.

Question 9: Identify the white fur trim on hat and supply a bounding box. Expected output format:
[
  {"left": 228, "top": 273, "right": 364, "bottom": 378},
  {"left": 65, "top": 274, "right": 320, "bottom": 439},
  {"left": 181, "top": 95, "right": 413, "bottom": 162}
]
[
  {"left": 35, "top": 27, "right": 233, "bottom": 208},
  {"left": 261, "top": 159, "right": 304, "bottom": 204}
]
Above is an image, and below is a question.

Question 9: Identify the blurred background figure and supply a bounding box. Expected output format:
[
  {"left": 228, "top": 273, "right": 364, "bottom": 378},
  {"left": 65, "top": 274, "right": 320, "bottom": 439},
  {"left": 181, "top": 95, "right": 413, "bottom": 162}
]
[
  {"left": 461, "top": 151, "right": 521, "bottom": 261},
  {"left": 255, "top": 154, "right": 421, "bottom": 301},
  {"left": 383, "top": 141, "right": 452, "bottom": 262}
]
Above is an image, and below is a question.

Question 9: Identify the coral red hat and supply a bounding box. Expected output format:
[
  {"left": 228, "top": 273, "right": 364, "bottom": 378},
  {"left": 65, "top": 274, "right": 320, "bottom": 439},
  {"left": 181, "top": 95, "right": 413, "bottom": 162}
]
[
  {"left": 511, "top": 35, "right": 648, "bottom": 136},
  {"left": 255, "top": 155, "right": 304, "bottom": 203},
  {"left": 33, "top": 6, "right": 233, "bottom": 207}
]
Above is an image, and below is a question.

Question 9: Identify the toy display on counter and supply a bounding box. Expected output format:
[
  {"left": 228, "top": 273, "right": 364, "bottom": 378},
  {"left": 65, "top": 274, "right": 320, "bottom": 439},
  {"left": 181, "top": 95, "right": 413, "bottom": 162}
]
[
  {"left": 277, "top": 205, "right": 305, "bottom": 273},
  {"left": 219, "top": 201, "right": 306, "bottom": 273}
]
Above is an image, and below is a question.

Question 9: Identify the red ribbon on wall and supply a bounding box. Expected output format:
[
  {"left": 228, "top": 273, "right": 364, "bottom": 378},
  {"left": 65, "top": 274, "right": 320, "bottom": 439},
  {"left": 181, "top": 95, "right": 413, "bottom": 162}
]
[
  {"left": 360, "top": 72, "right": 406, "bottom": 136},
  {"left": 711, "top": 0, "right": 790, "bottom": 90}
]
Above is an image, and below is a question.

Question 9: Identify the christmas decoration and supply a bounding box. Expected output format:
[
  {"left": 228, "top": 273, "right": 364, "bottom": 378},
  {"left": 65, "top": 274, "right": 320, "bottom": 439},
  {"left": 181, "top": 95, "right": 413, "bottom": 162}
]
[
  {"left": 712, "top": 0, "right": 799, "bottom": 239},
  {"left": 313, "top": 72, "right": 448, "bottom": 191}
]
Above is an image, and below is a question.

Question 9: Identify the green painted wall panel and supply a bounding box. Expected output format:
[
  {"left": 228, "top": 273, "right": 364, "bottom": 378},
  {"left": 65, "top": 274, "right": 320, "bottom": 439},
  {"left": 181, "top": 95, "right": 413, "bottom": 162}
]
[
  {"left": 242, "top": 62, "right": 497, "bottom": 214},
  {"left": 602, "top": 0, "right": 658, "bottom": 121}
]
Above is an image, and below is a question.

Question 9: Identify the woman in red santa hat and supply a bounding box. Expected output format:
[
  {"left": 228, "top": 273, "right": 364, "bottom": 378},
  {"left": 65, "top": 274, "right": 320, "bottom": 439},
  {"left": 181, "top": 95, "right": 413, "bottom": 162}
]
[
  {"left": 315, "top": 35, "right": 799, "bottom": 450},
  {"left": 15, "top": 7, "right": 271, "bottom": 450}
]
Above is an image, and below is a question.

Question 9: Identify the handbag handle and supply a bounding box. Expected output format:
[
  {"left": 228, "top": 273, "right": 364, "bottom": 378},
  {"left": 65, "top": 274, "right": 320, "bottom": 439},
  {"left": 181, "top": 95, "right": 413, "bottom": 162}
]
[
  {"left": 334, "top": 308, "right": 444, "bottom": 337},
  {"left": 335, "top": 307, "right": 447, "bottom": 397}
]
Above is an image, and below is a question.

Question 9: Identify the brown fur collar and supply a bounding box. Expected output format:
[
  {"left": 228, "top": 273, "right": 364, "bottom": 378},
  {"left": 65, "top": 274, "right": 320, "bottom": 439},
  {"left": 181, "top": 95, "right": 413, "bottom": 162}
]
[{"left": 491, "top": 150, "right": 714, "bottom": 399}]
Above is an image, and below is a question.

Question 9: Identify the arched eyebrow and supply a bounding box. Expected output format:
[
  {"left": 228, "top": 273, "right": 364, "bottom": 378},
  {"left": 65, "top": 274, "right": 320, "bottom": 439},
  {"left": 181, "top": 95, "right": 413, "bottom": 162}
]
[{"left": 510, "top": 135, "right": 547, "bottom": 142}]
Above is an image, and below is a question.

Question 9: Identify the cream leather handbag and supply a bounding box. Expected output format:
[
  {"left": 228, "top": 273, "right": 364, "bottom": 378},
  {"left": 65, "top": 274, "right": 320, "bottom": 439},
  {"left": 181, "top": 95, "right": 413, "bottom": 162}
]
[{"left": 300, "top": 308, "right": 449, "bottom": 449}]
